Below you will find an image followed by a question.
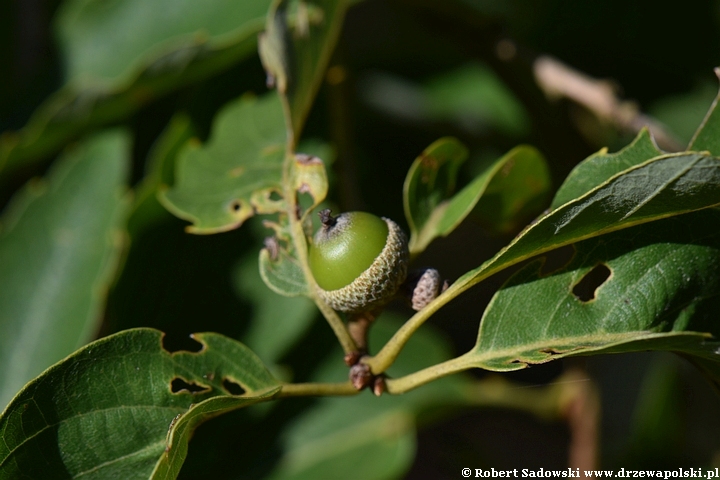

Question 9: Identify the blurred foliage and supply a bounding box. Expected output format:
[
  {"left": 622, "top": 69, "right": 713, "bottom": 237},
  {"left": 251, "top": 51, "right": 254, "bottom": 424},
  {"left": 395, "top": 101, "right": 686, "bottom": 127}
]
[{"left": 2, "top": 0, "right": 720, "bottom": 478}]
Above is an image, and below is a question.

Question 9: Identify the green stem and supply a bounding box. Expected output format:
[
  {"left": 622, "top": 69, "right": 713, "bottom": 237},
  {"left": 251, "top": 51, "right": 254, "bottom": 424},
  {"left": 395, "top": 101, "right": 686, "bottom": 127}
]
[
  {"left": 314, "top": 294, "right": 358, "bottom": 354},
  {"left": 279, "top": 97, "right": 357, "bottom": 355},
  {"left": 384, "top": 354, "right": 474, "bottom": 394},
  {"left": 363, "top": 284, "right": 459, "bottom": 374},
  {"left": 278, "top": 381, "right": 359, "bottom": 397}
]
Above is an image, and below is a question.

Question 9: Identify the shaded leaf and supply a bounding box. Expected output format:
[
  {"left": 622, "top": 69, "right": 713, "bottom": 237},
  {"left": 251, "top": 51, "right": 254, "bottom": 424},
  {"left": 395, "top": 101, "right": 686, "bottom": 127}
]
[
  {"left": 128, "top": 114, "right": 196, "bottom": 238},
  {"left": 472, "top": 146, "right": 551, "bottom": 234},
  {"left": 0, "top": 329, "right": 280, "bottom": 479},
  {"left": 359, "top": 63, "right": 530, "bottom": 137},
  {"left": 424, "top": 62, "right": 530, "bottom": 136},
  {"left": 404, "top": 137, "right": 467, "bottom": 253},
  {"left": 649, "top": 81, "right": 718, "bottom": 147},
  {"left": 444, "top": 151, "right": 720, "bottom": 302},
  {"left": 404, "top": 139, "right": 548, "bottom": 255},
  {"left": 551, "top": 129, "right": 662, "bottom": 210},
  {"left": 0, "top": 130, "right": 131, "bottom": 410},
  {"left": 466, "top": 210, "right": 720, "bottom": 372},
  {"left": 688, "top": 69, "right": 720, "bottom": 155},
  {"left": 234, "top": 253, "right": 317, "bottom": 365},
  {"left": 160, "top": 93, "right": 287, "bottom": 233},
  {"left": 259, "top": 245, "right": 309, "bottom": 296},
  {"left": 267, "top": 314, "right": 468, "bottom": 480},
  {"left": 150, "top": 388, "right": 280, "bottom": 479},
  {"left": 1, "top": 0, "right": 271, "bottom": 173},
  {"left": 261, "top": 0, "right": 350, "bottom": 144}
]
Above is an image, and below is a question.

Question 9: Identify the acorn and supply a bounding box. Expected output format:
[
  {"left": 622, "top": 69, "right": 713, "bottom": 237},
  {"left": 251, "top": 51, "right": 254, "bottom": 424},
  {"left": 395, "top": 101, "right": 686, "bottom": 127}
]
[{"left": 309, "top": 209, "right": 409, "bottom": 313}]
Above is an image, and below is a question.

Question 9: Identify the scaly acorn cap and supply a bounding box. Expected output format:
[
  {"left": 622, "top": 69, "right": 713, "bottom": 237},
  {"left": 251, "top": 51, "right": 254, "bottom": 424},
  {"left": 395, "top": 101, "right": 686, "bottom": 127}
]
[{"left": 309, "top": 210, "right": 409, "bottom": 313}]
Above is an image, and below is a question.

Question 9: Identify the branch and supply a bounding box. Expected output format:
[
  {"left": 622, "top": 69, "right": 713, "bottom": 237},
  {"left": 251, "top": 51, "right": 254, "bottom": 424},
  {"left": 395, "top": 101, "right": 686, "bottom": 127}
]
[{"left": 533, "top": 56, "right": 683, "bottom": 152}]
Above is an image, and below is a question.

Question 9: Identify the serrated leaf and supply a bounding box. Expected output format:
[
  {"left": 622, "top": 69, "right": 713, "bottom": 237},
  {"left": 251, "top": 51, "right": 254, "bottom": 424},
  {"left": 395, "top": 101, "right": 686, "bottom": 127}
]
[
  {"left": 160, "top": 93, "right": 287, "bottom": 233},
  {"left": 0, "top": 329, "right": 280, "bottom": 479},
  {"left": 261, "top": 0, "right": 350, "bottom": 144},
  {"left": 0, "top": 130, "right": 130, "bottom": 410},
  {"left": 444, "top": 151, "right": 720, "bottom": 303},
  {"left": 465, "top": 209, "right": 720, "bottom": 373},
  {"left": 1, "top": 0, "right": 271, "bottom": 173},
  {"left": 688, "top": 68, "right": 720, "bottom": 155},
  {"left": 551, "top": 129, "right": 662, "bottom": 210}
]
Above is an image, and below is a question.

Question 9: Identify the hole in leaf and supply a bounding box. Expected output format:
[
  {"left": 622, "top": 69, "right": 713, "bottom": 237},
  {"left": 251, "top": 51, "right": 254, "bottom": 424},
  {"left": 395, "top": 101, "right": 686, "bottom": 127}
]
[
  {"left": 540, "top": 245, "right": 576, "bottom": 277},
  {"left": 162, "top": 333, "right": 204, "bottom": 353},
  {"left": 572, "top": 264, "right": 611, "bottom": 302},
  {"left": 229, "top": 200, "right": 242, "bottom": 213},
  {"left": 222, "top": 378, "right": 246, "bottom": 395},
  {"left": 171, "top": 377, "right": 210, "bottom": 394},
  {"left": 269, "top": 190, "right": 282, "bottom": 201}
]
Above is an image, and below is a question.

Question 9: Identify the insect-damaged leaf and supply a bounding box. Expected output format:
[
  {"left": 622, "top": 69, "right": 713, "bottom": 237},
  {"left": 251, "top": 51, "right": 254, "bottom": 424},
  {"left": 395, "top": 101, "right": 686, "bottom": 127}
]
[
  {"left": 442, "top": 151, "right": 720, "bottom": 305},
  {"left": 466, "top": 209, "right": 720, "bottom": 374},
  {"left": 160, "top": 93, "right": 287, "bottom": 233},
  {"left": 0, "top": 329, "right": 280, "bottom": 479}
]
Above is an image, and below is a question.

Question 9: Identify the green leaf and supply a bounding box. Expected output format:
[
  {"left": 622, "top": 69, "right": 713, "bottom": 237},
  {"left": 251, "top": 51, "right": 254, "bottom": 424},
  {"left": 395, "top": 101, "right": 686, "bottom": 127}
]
[
  {"left": 0, "top": 0, "right": 271, "bottom": 173},
  {"left": 445, "top": 151, "right": 720, "bottom": 302},
  {"left": 234, "top": 253, "right": 317, "bottom": 365},
  {"left": 404, "top": 137, "right": 468, "bottom": 253},
  {"left": 0, "top": 329, "right": 280, "bottom": 479},
  {"left": 259, "top": 245, "right": 310, "bottom": 296},
  {"left": 472, "top": 146, "right": 551, "bottom": 235},
  {"left": 404, "top": 139, "right": 548, "bottom": 255},
  {"left": 267, "top": 314, "right": 467, "bottom": 480},
  {"left": 423, "top": 62, "right": 530, "bottom": 137},
  {"left": 688, "top": 69, "right": 720, "bottom": 155},
  {"left": 625, "top": 355, "right": 685, "bottom": 464},
  {"left": 0, "top": 130, "right": 130, "bottom": 410},
  {"left": 551, "top": 129, "right": 662, "bottom": 210},
  {"left": 57, "top": 0, "right": 270, "bottom": 83},
  {"left": 160, "top": 93, "right": 287, "bottom": 233},
  {"left": 260, "top": 0, "right": 350, "bottom": 144},
  {"left": 128, "top": 114, "right": 196, "bottom": 238},
  {"left": 649, "top": 81, "right": 718, "bottom": 147},
  {"left": 465, "top": 209, "right": 720, "bottom": 372}
]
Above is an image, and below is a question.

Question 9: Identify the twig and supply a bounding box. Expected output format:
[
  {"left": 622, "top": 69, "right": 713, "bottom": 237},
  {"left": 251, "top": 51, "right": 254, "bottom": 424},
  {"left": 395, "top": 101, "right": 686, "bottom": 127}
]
[{"left": 533, "top": 56, "right": 683, "bottom": 151}]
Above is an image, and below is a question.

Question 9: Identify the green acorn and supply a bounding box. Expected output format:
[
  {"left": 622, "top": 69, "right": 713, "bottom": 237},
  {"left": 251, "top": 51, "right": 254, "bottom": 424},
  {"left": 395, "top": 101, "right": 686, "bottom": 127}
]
[{"left": 309, "top": 209, "right": 409, "bottom": 313}]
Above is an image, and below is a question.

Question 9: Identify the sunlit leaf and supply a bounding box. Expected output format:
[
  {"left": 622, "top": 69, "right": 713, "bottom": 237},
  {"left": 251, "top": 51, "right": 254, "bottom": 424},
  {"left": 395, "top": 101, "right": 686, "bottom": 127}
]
[
  {"left": 443, "top": 151, "right": 720, "bottom": 303},
  {"left": 160, "top": 93, "right": 287, "bottom": 233},
  {"left": 551, "top": 129, "right": 662, "bottom": 210},
  {"left": 0, "top": 130, "right": 130, "bottom": 410},
  {"left": 464, "top": 210, "right": 720, "bottom": 373}
]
